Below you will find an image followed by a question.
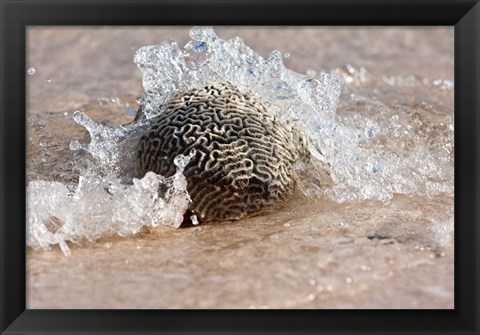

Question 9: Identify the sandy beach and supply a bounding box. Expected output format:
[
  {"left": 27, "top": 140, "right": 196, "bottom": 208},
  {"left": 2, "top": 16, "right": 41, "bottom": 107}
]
[{"left": 26, "top": 26, "right": 454, "bottom": 309}]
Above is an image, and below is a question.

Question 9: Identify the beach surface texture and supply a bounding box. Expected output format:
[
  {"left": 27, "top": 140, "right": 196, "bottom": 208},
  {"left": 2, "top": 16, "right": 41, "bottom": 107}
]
[{"left": 26, "top": 27, "right": 454, "bottom": 309}]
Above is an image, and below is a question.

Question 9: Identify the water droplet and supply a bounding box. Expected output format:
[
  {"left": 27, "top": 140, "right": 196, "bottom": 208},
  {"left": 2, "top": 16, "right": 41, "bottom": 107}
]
[
  {"left": 307, "top": 293, "right": 315, "bottom": 301},
  {"left": 190, "top": 214, "right": 199, "bottom": 225},
  {"left": 27, "top": 67, "right": 36, "bottom": 75},
  {"left": 346, "top": 277, "right": 353, "bottom": 284},
  {"left": 104, "top": 242, "right": 112, "bottom": 249}
]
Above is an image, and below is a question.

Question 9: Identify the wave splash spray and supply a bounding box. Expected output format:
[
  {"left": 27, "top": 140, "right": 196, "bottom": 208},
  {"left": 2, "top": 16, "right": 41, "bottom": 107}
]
[{"left": 27, "top": 26, "right": 453, "bottom": 255}]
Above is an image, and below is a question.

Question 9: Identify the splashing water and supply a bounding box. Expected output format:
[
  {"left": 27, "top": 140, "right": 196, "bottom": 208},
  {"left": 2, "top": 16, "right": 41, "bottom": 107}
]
[
  {"left": 27, "top": 152, "right": 194, "bottom": 255},
  {"left": 133, "top": 26, "right": 453, "bottom": 204},
  {"left": 26, "top": 26, "right": 454, "bottom": 255}
]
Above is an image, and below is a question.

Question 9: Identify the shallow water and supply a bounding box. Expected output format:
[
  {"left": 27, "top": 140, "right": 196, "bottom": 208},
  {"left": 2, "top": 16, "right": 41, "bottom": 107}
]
[{"left": 26, "top": 26, "right": 453, "bottom": 308}]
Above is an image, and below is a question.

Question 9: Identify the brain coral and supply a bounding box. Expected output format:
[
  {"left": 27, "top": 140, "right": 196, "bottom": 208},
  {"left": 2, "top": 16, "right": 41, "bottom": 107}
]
[{"left": 137, "top": 82, "right": 309, "bottom": 221}]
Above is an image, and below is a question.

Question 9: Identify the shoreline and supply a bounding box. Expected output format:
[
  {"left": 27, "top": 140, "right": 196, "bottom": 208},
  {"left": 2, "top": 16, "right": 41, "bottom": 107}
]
[
  {"left": 27, "top": 194, "right": 453, "bottom": 309},
  {"left": 26, "top": 26, "right": 454, "bottom": 309}
]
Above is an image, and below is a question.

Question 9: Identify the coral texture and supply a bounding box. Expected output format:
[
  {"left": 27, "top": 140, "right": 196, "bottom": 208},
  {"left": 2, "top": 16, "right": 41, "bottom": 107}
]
[{"left": 138, "top": 83, "right": 307, "bottom": 221}]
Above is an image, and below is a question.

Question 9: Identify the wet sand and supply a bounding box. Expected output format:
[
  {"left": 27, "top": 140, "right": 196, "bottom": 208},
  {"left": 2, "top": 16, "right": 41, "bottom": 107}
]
[
  {"left": 26, "top": 27, "right": 454, "bottom": 309},
  {"left": 27, "top": 194, "right": 453, "bottom": 309}
]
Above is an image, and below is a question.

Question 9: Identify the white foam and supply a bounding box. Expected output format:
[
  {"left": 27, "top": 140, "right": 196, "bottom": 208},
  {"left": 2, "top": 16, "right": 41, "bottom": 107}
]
[{"left": 27, "top": 153, "right": 193, "bottom": 255}]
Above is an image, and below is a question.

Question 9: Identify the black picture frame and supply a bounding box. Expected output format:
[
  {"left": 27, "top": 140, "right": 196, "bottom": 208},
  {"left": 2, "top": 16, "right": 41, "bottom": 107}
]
[{"left": 1, "top": 0, "right": 479, "bottom": 334}]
